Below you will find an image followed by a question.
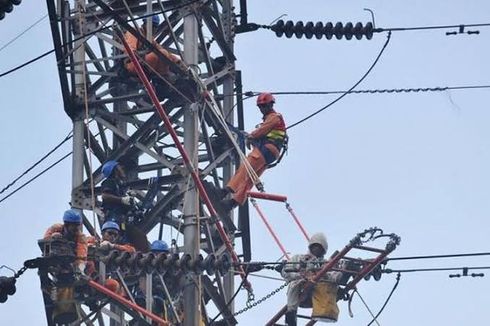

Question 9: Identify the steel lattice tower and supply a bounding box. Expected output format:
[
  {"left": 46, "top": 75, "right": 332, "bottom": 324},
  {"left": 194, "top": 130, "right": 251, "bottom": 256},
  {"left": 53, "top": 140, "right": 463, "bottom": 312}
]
[{"left": 45, "top": 0, "right": 251, "bottom": 324}]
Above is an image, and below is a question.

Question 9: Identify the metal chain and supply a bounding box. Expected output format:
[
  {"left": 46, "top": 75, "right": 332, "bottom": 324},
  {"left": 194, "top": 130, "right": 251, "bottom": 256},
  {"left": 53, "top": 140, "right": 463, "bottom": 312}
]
[
  {"left": 14, "top": 266, "right": 28, "bottom": 279},
  {"left": 232, "top": 281, "right": 289, "bottom": 317}
]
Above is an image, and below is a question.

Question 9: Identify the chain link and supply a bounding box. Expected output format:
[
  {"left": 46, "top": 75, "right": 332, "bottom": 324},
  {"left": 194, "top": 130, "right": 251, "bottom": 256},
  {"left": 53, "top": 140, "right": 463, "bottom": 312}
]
[
  {"left": 233, "top": 281, "right": 289, "bottom": 317},
  {"left": 14, "top": 266, "right": 28, "bottom": 279}
]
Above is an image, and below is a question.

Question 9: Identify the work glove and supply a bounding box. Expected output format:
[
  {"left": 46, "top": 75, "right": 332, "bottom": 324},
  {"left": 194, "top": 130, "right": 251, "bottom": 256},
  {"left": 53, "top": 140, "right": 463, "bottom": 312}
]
[
  {"left": 121, "top": 195, "right": 135, "bottom": 206},
  {"left": 100, "top": 240, "right": 114, "bottom": 250},
  {"left": 126, "top": 189, "right": 138, "bottom": 197},
  {"left": 76, "top": 262, "right": 86, "bottom": 275}
]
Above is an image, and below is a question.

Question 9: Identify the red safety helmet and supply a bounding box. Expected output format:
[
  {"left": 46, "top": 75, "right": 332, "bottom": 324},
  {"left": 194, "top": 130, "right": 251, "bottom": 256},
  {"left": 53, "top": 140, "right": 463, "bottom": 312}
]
[{"left": 256, "top": 92, "right": 275, "bottom": 106}]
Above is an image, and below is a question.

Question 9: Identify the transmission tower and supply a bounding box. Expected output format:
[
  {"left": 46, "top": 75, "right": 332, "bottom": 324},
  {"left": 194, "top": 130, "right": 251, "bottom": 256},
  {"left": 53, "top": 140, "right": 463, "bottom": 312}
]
[{"left": 45, "top": 0, "right": 250, "bottom": 324}]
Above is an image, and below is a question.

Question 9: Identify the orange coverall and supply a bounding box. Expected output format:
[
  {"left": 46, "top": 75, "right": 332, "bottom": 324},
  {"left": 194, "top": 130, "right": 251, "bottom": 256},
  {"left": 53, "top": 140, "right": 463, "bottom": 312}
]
[
  {"left": 227, "top": 110, "right": 286, "bottom": 205},
  {"left": 124, "top": 30, "right": 182, "bottom": 76},
  {"left": 44, "top": 224, "right": 87, "bottom": 265}
]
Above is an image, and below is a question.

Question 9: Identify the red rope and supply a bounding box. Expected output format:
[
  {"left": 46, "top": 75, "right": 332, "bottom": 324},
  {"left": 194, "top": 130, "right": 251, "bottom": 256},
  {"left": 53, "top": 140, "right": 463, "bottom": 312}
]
[
  {"left": 88, "top": 280, "right": 168, "bottom": 325},
  {"left": 250, "top": 199, "right": 290, "bottom": 260},
  {"left": 117, "top": 28, "right": 250, "bottom": 290},
  {"left": 286, "top": 202, "right": 310, "bottom": 241}
]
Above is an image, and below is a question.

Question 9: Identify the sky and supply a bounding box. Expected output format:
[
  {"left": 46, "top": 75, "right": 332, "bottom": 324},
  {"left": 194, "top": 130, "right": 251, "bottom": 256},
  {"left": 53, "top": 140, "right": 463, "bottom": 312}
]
[{"left": 1, "top": 1, "right": 490, "bottom": 325}]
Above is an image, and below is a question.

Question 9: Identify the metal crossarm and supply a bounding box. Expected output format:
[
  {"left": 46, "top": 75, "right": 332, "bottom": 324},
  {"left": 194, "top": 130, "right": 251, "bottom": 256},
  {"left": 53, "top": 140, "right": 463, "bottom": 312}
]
[{"left": 266, "top": 228, "right": 400, "bottom": 325}]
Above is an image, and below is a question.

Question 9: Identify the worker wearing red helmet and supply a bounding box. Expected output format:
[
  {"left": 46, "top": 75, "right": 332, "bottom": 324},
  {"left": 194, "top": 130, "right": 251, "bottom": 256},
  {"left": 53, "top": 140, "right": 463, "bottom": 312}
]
[{"left": 220, "top": 92, "right": 287, "bottom": 210}]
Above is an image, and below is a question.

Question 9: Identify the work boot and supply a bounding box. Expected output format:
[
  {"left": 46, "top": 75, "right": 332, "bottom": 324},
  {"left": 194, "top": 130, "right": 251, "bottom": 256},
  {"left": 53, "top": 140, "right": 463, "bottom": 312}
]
[
  {"left": 285, "top": 310, "right": 297, "bottom": 326},
  {"left": 220, "top": 198, "right": 238, "bottom": 212}
]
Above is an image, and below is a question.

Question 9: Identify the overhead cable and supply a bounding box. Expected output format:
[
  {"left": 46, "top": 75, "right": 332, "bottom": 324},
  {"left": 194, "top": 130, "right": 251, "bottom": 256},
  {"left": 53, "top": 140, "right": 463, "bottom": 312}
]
[
  {"left": 384, "top": 266, "right": 490, "bottom": 274},
  {"left": 385, "top": 252, "right": 490, "bottom": 262},
  {"left": 0, "top": 131, "right": 72, "bottom": 195},
  {"left": 377, "top": 22, "right": 490, "bottom": 33},
  {"left": 287, "top": 31, "right": 392, "bottom": 130},
  {"left": 0, "top": 14, "right": 48, "bottom": 53},
  {"left": 366, "top": 273, "right": 401, "bottom": 326},
  {"left": 0, "top": 152, "right": 72, "bottom": 205},
  {"left": 250, "top": 85, "right": 490, "bottom": 97}
]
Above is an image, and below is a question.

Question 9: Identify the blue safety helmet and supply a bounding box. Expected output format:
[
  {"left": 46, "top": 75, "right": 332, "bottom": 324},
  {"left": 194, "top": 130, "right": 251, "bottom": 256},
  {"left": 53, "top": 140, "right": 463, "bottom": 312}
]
[
  {"left": 144, "top": 15, "right": 160, "bottom": 26},
  {"left": 101, "top": 221, "right": 120, "bottom": 232},
  {"left": 102, "top": 160, "right": 118, "bottom": 178},
  {"left": 63, "top": 209, "right": 82, "bottom": 224},
  {"left": 151, "top": 15, "right": 160, "bottom": 26},
  {"left": 151, "top": 15, "right": 160, "bottom": 25},
  {"left": 151, "top": 240, "right": 169, "bottom": 253}
]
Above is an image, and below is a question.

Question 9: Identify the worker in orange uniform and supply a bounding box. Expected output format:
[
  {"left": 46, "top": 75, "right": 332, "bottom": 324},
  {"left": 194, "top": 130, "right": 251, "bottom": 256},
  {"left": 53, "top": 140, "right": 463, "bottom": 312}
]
[
  {"left": 86, "top": 221, "right": 135, "bottom": 295},
  {"left": 123, "top": 15, "right": 185, "bottom": 78},
  {"left": 219, "top": 92, "right": 287, "bottom": 211},
  {"left": 87, "top": 221, "right": 136, "bottom": 254},
  {"left": 44, "top": 209, "right": 88, "bottom": 274}
]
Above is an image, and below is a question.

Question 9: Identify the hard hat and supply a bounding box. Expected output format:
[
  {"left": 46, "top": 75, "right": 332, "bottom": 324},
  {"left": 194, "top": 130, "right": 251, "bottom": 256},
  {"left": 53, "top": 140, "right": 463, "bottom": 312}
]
[
  {"left": 101, "top": 221, "right": 120, "bottom": 232},
  {"left": 63, "top": 209, "right": 82, "bottom": 224},
  {"left": 256, "top": 92, "right": 275, "bottom": 106},
  {"left": 151, "top": 15, "right": 160, "bottom": 25},
  {"left": 151, "top": 240, "right": 169, "bottom": 253},
  {"left": 102, "top": 160, "right": 118, "bottom": 178},
  {"left": 144, "top": 15, "right": 160, "bottom": 26}
]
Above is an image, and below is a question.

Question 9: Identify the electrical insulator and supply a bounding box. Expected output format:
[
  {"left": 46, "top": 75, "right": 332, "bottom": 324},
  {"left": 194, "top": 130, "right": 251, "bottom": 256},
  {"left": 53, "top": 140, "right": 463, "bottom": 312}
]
[
  {"left": 364, "top": 264, "right": 383, "bottom": 281},
  {"left": 0, "top": 0, "right": 22, "bottom": 21},
  {"left": 114, "top": 251, "right": 131, "bottom": 272},
  {"left": 139, "top": 253, "right": 155, "bottom": 274},
  {"left": 126, "top": 252, "right": 143, "bottom": 274},
  {"left": 0, "top": 276, "right": 16, "bottom": 303},
  {"left": 216, "top": 253, "right": 231, "bottom": 275},
  {"left": 203, "top": 254, "right": 217, "bottom": 275},
  {"left": 100, "top": 250, "right": 120, "bottom": 268},
  {"left": 177, "top": 254, "right": 192, "bottom": 272},
  {"left": 189, "top": 254, "right": 205, "bottom": 274},
  {"left": 271, "top": 20, "right": 374, "bottom": 40},
  {"left": 304, "top": 21, "right": 315, "bottom": 39}
]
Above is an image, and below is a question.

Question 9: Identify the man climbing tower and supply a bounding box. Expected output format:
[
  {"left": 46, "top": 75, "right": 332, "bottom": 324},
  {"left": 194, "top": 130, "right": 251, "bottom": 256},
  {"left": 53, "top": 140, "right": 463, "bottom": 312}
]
[
  {"left": 123, "top": 15, "right": 186, "bottom": 79},
  {"left": 100, "top": 160, "right": 136, "bottom": 224},
  {"left": 219, "top": 92, "right": 287, "bottom": 211}
]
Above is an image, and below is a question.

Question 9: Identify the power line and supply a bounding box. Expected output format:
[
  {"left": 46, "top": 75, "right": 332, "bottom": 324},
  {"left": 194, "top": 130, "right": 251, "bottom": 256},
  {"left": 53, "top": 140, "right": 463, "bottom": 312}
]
[
  {"left": 0, "top": 132, "right": 72, "bottom": 195},
  {"left": 385, "top": 252, "right": 490, "bottom": 262},
  {"left": 249, "top": 85, "right": 490, "bottom": 97},
  {"left": 384, "top": 266, "right": 490, "bottom": 274},
  {"left": 0, "top": 1, "right": 200, "bottom": 79},
  {"left": 0, "top": 14, "right": 48, "bottom": 53},
  {"left": 287, "top": 31, "right": 392, "bottom": 130},
  {"left": 366, "top": 273, "right": 401, "bottom": 326},
  {"left": 377, "top": 22, "right": 490, "bottom": 33},
  {"left": 0, "top": 152, "right": 72, "bottom": 205}
]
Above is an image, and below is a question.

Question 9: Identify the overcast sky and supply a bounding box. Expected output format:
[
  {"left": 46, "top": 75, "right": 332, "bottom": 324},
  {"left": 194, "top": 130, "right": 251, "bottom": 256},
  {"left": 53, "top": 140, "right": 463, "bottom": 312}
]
[{"left": 1, "top": 1, "right": 490, "bottom": 325}]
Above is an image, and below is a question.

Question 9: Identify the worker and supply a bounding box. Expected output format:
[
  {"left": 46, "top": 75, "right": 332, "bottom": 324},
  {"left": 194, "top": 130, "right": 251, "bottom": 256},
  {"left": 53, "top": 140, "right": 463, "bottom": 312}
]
[
  {"left": 123, "top": 15, "right": 186, "bottom": 78},
  {"left": 150, "top": 240, "right": 170, "bottom": 254},
  {"left": 87, "top": 221, "right": 136, "bottom": 253},
  {"left": 44, "top": 209, "right": 87, "bottom": 274},
  {"left": 281, "top": 233, "right": 343, "bottom": 326},
  {"left": 219, "top": 92, "right": 287, "bottom": 210},
  {"left": 100, "top": 160, "right": 136, "bottom": 224},
  {"left": 87, "top": 221, "right": 135, "bottom": 295}
]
